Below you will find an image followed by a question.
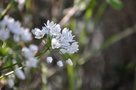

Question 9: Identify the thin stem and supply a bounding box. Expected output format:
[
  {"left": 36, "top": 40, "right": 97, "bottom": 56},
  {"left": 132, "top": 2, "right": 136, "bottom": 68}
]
[
  {"left": 0, "top": 0, "right": 15, "bottom": 20},
  {"left": 0, "top": 67, "right": 23, "bottom": 79},
  {"left": 0, "top": 62, "right": 21, "bottom": 72},
  {"left": 67, "top": 65, "right": 75, "bottom": 90},
  {"left": 35, "top": 40, "right": 51, "bottom": 58}
]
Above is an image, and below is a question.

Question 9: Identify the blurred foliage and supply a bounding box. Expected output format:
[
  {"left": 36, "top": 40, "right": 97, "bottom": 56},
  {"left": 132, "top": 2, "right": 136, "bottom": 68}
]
[{"left": 106, "top": 0, "right": 123, "bottom": 10}]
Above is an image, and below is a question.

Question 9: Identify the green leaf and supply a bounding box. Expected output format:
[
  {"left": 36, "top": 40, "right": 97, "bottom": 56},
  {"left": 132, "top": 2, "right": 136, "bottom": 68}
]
[
  {"left": 106, "top": 0, "right": 123, "bottom": 10},
  {"left": 0, "top": 47, "right": 9, "bottom": 57},
  {"left": 2, "top": 56, "right": 12, "bottom": 70}
]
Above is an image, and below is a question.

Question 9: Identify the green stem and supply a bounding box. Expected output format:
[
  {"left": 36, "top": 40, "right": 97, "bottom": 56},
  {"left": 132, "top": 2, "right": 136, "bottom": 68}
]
[
  {"left": 0, "top": 62, "right": 20, "bottom": 71},
  {"left": 35, "top": 46, "right": 50, "bottom": 59},
  {"left": 41, "top": 63, "right": 48, "bottom": 90},
  {"left": 35, "top": 40, "right": 51, "bottom": 58},
  {"left": 67, "top": 65, "right": 75, "bottom": 90},
  {"left": 0, "top": 0, "right": 15, "bottom": 20},
  {"left": 0, "top": 67, "right": 23, "bottom": 79}
]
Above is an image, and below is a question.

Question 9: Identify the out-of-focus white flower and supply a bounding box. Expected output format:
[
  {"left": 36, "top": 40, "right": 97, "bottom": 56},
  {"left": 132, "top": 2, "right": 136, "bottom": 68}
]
[
  {"left": 0, "top": 29, "right": 10, "bottom": 41},
  {"left": 0, "top": 15, "right": 32, "bottom": 42},
  {"left": 7, "top": 78, "right": 14, "bottom": 88},
  {"left": 22, "top": 44, "right": 39, "bottom": 69},
  {"left": 13, "top": 34, "right": 20, "bottom": 42},
  {"left": 57, "top": 60, "right": 63, "bottom": 67},
  {"left": 32, "top": 28, "right": 45, "bottom": 39},
  {"left": 15, "top": 0, "right": 25, "bottom": 10},
  {"left": 51, "top": 38, "right": 61, "bottom": 49},
  {"left": 22, "top": 47, "right": 34, "bottom": 58},
  {"left": 21, "top": 28, "right": 32, "bottom": 42},
  {"left": 3, "top": 15, "right": 14, "bottom": 26},
  {"left": 15, "top": 69, "right": 25, "bottom": 80},
  {"left": 26, "top": 57, "right": 38, "bottom": 68},
  {"left": 8, "top": 21, "right": 22, "bottom": 35},
  {"left": 7, "top": 75, "right": 15, "bottom": 88},
  {"left": 46, "top": 57, "right": 53, "bottom": 63},
  {"left": 22, "top": 44, "right": 38, "bottom": 59},
  {"left": 29, "top": 44, "right": 38, "bottom": 53},
  {"left": 66, "top": 59, "right": 73, "bottom": 66}
]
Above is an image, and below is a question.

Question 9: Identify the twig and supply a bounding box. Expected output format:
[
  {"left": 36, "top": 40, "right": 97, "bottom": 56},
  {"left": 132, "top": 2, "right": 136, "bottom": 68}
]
[
  {"left": 59, "top": 6, "right": 77, "bottom": 26},
  {"left": 0, "top": 67, "right": 23, "bottom": 79},
  {"left": 0, "top": 0, "right": 15, "bottom": 20}
]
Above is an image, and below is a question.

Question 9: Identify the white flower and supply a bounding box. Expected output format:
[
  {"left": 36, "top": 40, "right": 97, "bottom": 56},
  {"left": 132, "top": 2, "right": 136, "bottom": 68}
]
[
  {"left": 15, "top": 69, "right": 25, "bottom": 80},
  {"left": 46, "top": 20, "right": 56, "bottom": 29},
  {"left": 22, "top": 47, "right": 34, "bottom": 58},
  {"left": 29, "top": 44, "right": 38, "bottom": 53},
  {"left": 7, "top": 78, "right": 14, "bottom": 88},
  {"left": 22, "top": 44, "right": 38, "bottom": 59},
  {"left": 60, "top": 42, "right": 79, "bottom": 54},
  {"left": 60, "top": 28, "right": 74, "bottom": 43},
  {"left": 57, "top": 60, "right": 63, "bottom": 67},
  {"left": 13, "top": 34, "right": 20, "bottom": 42},
  {"left": 32, "top": 28, "right": 45, "bottom": 39},
  {"left": 21, "top": 28, "right": 32, "bottom": 42},
  {"left": 8, "top": 21, "right": 22, "bottom": 35},
  {"left": 32, "top": 20, "right": 79, "bottom": 54},
  {"left": 60, "top": 48, "right": 67, "bottom": 54},
  {"left": 7, "top": 75, "right": 15, "bottom": 88},
  {"left": 42, "top": 26, "right": 49, "bottom": 34},
  {"left": 0, "top": 29, "right": 10, "bottom": 41},
  {"left": 0, "top": 15, "right": 32, "bottom": 42},
  {"left": 3, "top": 15, "right": 15, "bottom": 26},
  {"left": 46, "top": 57, "right": 53, "bottom": 63},
  {"left": 66, "top": 59, "right": 73, "bottom": 66},
  {"left": 26, "top": 57, "right": 38, "bottom": 68},
  {"left": 51, "top": 38, "right": 61, "bottom": 49},
  {"left": 66, "top": 42, "right": 79, "bottom": 54}
]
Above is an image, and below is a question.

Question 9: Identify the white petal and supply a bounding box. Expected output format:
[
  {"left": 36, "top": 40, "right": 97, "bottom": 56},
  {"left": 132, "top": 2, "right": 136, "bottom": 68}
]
[
  {"left": 15, "top": 69, "right": 25, "bottom": 80},
  {"left": 57, "top": 60, "right": 63, "bottom": 67},
  {"left": 32, "top": 28, "right": 45, "bottom": 39},
  {"left": 66, "top": 59, "right": 73, "bottom": 66},
  {"left": 29, "top": 44, "right": 38, "bottom": 53},
  {"left": 26, "top": 57, "right": 38, "bottom": 68},
  {"left": 51, "top": 38, "right": 61, "bottom": 49},
  {"left": 46, "top": 57, "right": 53, "bottom": 63}
]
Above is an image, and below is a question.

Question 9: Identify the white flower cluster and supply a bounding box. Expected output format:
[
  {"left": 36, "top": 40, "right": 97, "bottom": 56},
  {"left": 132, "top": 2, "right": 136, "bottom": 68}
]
[
  {"left": 32, "top": 20, "right": 79, "bottom": 67},
  {"left": 32, "top": 20, "right": 79, "bottom": 54},
  {"left": 22, "top": 44, "right": 38, "bottom": 68},
  {"left": 0, "top": 15, "right": 32, "bottom": 42},
  {"left": 9, "top": 44, "right": 38, "bottom": 81}
]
